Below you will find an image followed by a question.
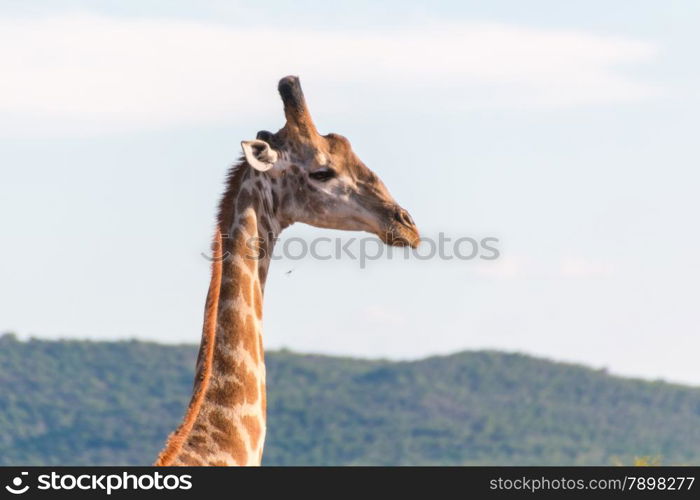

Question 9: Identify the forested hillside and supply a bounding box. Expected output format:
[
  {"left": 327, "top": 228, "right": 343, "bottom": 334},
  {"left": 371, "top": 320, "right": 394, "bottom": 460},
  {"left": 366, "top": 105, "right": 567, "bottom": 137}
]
[{"left": 1, "top": 334, "right": 699, "bottom": 465}]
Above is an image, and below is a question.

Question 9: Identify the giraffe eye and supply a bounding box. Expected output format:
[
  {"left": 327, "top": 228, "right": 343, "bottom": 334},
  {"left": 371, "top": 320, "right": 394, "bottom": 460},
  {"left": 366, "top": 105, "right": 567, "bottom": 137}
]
[{"left": 309, "top": 168, "right": 336, "bottom": 182}]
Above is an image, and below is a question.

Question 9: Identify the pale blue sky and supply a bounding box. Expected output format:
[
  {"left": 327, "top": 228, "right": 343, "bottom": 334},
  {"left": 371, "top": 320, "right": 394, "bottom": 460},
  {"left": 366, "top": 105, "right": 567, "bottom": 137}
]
[{"left": 1, "top": 1, "right": 699, "bottom": 384}]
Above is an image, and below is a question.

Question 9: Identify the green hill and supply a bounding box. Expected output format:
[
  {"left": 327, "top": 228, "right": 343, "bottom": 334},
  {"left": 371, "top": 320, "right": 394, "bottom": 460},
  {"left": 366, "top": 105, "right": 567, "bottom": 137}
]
[{"left": 0, "top": 334, "right": 699, "bottom": 465}]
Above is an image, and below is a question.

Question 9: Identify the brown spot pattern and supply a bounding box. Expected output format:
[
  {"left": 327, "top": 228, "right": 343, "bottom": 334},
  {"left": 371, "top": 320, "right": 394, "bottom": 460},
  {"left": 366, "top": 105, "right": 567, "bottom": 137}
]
[
  {"left": 209, "top": 409, "right": 235, "bottom": 434},
  {"left": 212, "top": 347, "right": 235, "bottom": 375},
  {"left": 242, "top": 415, "right": 263, "bottom": 450},
  {"left": 212, "top": 430, "right": 248, "bottom": 465},
  {"left": 236, "top": 189, "right": 251, "bottom": 213},
  {"left": 253, "top": 281, "right": 263, "bottom": 319},
  {"left": 240, "top": 272, "right": 252, "bottom": 306},
  {"left": 178, "top": 453, "right": 201, "bottom": 465},
  {"left": 207, "top": 378, "right": 245, "bottom": 407},
  {"left": 240, "top": 314, "right": 259, "bottom": 364},
  {"left": 186, "top": 434, "right": 210, "bottom": 455}
]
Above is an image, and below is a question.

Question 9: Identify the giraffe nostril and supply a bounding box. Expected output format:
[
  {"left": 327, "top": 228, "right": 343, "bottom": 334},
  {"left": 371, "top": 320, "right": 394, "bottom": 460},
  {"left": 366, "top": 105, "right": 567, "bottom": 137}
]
[{"left": 395, "top": 209, "right": 415, "bottom": 227}]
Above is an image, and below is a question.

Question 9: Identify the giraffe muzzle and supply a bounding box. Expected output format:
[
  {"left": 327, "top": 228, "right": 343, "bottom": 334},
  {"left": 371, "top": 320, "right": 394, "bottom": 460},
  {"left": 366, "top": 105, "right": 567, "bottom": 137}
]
[{"left": 383, "top": 206, "right": 420, "bottom": 248}]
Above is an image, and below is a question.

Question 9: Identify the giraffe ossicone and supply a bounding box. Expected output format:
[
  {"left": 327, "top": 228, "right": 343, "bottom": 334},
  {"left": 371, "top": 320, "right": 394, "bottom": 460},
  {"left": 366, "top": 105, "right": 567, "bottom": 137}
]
[{"left": 155, "top": 75, "right": 420, "bottom": 466}]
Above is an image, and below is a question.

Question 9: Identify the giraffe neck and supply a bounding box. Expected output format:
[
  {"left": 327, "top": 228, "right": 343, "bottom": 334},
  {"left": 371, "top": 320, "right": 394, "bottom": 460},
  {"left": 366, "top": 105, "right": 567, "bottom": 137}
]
[{"left": 156, "top": 164, "right": 282, "bottom": 466}]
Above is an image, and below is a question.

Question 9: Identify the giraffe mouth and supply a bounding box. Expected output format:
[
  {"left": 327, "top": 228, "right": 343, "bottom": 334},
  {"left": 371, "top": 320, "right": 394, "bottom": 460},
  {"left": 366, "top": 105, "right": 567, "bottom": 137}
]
[{"left": 381, "top": 224, "right": 421, "bottom": 248}]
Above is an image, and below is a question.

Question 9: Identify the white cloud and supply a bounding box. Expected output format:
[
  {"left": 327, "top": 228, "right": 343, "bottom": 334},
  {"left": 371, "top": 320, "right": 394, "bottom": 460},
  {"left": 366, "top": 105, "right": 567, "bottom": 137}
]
[{"left": 0, "top": 14, "right": 660, "bottom": 134}]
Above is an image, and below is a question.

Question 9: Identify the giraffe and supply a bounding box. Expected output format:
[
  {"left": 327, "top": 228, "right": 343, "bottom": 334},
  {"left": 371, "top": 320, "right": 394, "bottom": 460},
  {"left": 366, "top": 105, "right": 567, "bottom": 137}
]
[{"left": 155, "top": 76, "right": 420, "bottom": 466}]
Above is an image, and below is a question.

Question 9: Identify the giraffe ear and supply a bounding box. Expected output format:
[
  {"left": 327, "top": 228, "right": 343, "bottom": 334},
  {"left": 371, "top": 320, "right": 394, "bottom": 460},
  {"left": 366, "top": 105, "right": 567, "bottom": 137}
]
[{"left": 241, "top": 140, "right": 279, "bottom": 172}]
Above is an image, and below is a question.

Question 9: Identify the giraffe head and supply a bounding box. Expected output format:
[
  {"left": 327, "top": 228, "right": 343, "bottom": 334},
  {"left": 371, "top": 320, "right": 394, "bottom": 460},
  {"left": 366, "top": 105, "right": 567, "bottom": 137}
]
[{"left": 240, "top": 76, "right": 420, "bottom": 248}]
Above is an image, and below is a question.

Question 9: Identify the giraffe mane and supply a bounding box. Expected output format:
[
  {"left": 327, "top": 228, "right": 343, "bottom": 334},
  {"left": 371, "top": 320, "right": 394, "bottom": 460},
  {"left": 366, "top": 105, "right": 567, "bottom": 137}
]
[
  {"left": 154, "top": 161, "right": 248, "bottom": 466},
  {"left": 154, "top": 229, "right": 222, "bottom": 465}
]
